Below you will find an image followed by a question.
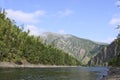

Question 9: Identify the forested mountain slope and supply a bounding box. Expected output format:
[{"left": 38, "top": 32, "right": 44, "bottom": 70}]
[{"left": 0, "top": 9, "right": 80, "bottom": 65}]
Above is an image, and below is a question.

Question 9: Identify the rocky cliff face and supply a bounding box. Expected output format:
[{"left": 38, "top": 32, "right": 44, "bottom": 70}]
[
  {"left": 41, "top": 32, "right": 106, "bottom": 65},
  {"left": 88, "top": 38, "right": 120, "bottom": 66}
]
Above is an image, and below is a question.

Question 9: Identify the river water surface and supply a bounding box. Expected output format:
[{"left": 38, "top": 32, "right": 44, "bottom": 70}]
[{"left": 0, "top": 67, "right": 108, "bottom": 80}]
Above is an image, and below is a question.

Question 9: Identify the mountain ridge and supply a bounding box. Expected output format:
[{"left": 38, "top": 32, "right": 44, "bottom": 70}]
[{"left": 41, "top": 32, "right": 107, "bottom": 65}]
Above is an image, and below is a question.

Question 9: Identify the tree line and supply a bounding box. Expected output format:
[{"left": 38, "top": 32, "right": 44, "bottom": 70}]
[{"left": 0, "top": 9, "right": 80, "bottom": 65}]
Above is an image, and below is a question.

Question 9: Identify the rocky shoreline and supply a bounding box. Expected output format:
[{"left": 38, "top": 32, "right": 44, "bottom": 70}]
[
  {"left": 0, "top": 62, "right": 78, "bottom": 68},
  {"left": 104, "top": 67, "right": 120, "bottom": 80}
]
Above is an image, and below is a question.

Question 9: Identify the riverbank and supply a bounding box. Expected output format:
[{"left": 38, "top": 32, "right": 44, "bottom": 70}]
[
  {"left": 104, "top": 67, "right": 120, "bottom": 80},
  {"left": 0, "top": 62, "right": 79, "bottom": 68}
]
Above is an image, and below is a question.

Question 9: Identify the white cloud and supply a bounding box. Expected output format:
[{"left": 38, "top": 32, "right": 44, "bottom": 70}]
[
  {"left": 110, "top": 17, "right": 120, "bottom": 25},
  {"left": 6, "top": 9, "right": 46, "bottom": 24},
  {"left": 58, "top": 29, "right": 65, "bottom": 34},
  {"left": 25, "top": 25, "right": 44, "bottom": 36},
  {"left": 109, "top": 14, "right": 120, "bottom": 25},
  {"left": 101, "top": 37, "right": 115, "bottom": 43},
  {"left": 58, "top": 9, "right": 74, "bottom": 17},
  {"left": 110, "top": 0, "right": 120, "bottom": 25},
  {"left": 116, "top": 0, "right": 120, "bottom": 7}
]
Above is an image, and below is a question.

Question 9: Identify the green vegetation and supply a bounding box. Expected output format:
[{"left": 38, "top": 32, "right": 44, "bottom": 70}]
[
  {"left": 108, "top": 39, "right": 120, "bottom": 67},
  {"left": 108, "top": 53, "right": 120, "bottom": 66},
  {"left": 107, "top": 1, "right": 120, "bottom": 67},
  {"left": 0, "top": 9, "right": 80, "bottom": 65}
]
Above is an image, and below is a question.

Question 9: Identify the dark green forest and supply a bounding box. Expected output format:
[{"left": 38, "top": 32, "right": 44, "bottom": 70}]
[
  {"left": 108, "top": 54, "right": 120, "bottom": 66},
  {"left": 0, "top": 9, "right": 80, "bottom": 65}
]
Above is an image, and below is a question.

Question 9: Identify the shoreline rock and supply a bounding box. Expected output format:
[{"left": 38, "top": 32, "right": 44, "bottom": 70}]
[
  {"left": 0, "top": 62, "right": 79, "bottom": 68},
  {"left": 104, "top": 67, "right": 120, "bottom": 80}
]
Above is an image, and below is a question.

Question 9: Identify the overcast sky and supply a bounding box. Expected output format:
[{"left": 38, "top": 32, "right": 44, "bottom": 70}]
[{"left": 0, "top": 0, "right": 120, "bottom": 43}]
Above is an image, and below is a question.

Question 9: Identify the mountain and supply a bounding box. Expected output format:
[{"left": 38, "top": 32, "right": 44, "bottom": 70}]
[
  {"left": 88, "top": 38, "right": 120, "bottom": 66},
  {"left": 41, "top": 32, "right": 106, "bottom": 65}
]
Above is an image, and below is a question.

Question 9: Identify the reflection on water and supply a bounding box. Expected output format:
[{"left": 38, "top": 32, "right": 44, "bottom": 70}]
[{"left": 0, "top": 67, "right": 107, "bottom": 80}]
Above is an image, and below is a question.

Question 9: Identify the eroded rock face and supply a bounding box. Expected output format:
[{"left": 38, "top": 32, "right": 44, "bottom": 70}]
[
  {"left": 88, "top": 39, "right": 120, "bottom": 66},
  {"left": 42, "top": 32, "right": 106, "bottom": 65}
]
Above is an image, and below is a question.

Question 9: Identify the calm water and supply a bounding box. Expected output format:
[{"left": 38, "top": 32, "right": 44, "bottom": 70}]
[{"left": 0, "top": 67, "right": 108, "bottom": 80}]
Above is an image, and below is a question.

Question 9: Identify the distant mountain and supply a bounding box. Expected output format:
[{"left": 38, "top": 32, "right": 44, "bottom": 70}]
[{"left": 41, "top": 32, "right": 106, "bottom": 65}]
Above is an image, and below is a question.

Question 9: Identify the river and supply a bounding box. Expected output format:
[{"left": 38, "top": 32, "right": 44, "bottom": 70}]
[{"left": 0, "top": 67, "right": 108, "bottom": 80}]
